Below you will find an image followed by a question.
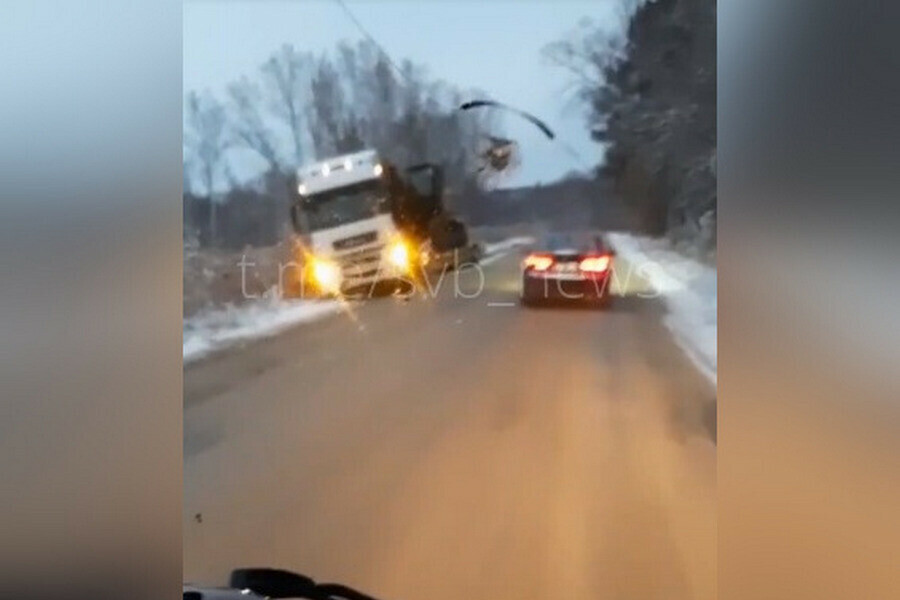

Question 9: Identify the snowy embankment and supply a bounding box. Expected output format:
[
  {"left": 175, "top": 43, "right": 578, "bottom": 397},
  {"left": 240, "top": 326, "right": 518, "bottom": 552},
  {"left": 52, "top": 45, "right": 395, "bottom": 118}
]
[
  {"left": 482, "top": 236, "right": 535, "bottom": 256},
  {"left": 480, "top": 237, "right": 534, "bottom": 265},
  {"left": 607, "top": 233, "right": 717, "bottom": 385},
  {"left": 183, "top": 296, "right": 343, "bottom": 363},
  {"left": 183, "top": 237, "right": 532, "bottom": 363}
]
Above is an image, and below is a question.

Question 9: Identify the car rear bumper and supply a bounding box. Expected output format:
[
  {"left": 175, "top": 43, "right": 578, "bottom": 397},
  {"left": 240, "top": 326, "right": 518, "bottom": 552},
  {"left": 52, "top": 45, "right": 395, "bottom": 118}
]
[{"left": 522, "top": 272, "right": 612, "bottom": 301}]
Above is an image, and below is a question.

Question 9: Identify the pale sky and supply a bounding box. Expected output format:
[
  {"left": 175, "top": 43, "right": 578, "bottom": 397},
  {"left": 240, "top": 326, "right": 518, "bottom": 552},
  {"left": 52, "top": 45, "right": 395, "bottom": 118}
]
[{"left": 183, "top": 0, "right": 627, "bottom": 187}]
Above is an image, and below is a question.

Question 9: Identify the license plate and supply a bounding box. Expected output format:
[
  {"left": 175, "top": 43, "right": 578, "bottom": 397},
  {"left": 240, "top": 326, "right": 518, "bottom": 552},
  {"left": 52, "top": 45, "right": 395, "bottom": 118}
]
[{"left": 553, "top": 262, "right": 578, "bottom": 273}]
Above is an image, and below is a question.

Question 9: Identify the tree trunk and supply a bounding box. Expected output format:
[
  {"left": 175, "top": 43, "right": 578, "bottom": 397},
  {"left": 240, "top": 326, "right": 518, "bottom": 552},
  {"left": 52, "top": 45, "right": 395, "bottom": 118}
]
[{"left": 209, "top": 198, "right": 217, "bottom": 247}]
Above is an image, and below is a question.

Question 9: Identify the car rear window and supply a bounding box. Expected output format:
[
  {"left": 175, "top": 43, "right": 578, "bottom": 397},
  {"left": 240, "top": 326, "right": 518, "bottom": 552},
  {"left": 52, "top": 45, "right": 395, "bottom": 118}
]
[{"left": 540, "top": 232, "right": 608, "bottom": 253}]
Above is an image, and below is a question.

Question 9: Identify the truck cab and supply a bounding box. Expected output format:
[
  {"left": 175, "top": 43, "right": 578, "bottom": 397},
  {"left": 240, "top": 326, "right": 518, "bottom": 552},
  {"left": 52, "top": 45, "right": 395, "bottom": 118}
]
[{"left": 291, "top": 149, "right": 415, "bottom": 296}]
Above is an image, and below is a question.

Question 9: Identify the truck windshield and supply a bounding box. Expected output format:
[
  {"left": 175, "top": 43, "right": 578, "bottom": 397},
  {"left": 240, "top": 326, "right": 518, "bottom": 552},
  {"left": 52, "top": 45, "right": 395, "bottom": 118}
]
[{"left": 302, "top": 180, "right": 389, "bottom": 231}]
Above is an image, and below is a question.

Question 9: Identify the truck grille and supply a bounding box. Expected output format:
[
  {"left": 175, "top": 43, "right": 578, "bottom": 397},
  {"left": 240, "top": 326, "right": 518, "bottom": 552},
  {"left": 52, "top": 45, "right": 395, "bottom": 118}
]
[
  {"left": 333, "top": 231, "right": 378, "bottom": 251},
  {"left": 337, "top": 244, "right": 385, "bottom": 279}
]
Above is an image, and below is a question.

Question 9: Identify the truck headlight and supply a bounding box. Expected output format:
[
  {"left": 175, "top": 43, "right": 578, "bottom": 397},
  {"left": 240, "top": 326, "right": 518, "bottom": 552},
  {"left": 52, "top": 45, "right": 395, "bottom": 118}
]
[
  {"left": 387, "top": 240, "right": 410, "bottom": 270},
  {"left": 312, "top": 259, "right": 341, "bottom": 291}
]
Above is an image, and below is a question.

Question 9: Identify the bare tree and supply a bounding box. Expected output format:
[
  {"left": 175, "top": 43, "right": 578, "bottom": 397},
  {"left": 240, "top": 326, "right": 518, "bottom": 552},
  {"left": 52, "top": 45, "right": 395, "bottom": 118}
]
[
  {"left": 185, "top": 90, "right": 227, "bottom": 244},
  {"left": 226, "top": 76, "right": 282, "bottom": 171},
  {"left": 182, "top": 37, "right": 511, "bottom": 250},
  {"left": 308, "top": 54, "right": 346, "bottom": 157},
  {"left": 359, "top": 54, "right": 399, "bottom": 157},
  {"left": 261, "top": 44, "right": 313, "bottom": 167},
  {"left": 182, "top": 159, "right": 195, "bottom": 196}
]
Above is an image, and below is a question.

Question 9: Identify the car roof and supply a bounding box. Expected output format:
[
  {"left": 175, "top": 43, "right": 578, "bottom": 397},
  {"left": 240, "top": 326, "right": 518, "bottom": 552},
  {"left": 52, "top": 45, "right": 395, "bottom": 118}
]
[{"left": 536, "top": 231, "right": 609, "bottom": 253}]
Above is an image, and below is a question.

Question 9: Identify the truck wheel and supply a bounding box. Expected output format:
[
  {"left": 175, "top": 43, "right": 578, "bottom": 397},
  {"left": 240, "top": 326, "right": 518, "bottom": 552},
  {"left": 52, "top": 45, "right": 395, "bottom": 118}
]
[{"left": 394, "top": 280, "right": 415, "bottom": 298}]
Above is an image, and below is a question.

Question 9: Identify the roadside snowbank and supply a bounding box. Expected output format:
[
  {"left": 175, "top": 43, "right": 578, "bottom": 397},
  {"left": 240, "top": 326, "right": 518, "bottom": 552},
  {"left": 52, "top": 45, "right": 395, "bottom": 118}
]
[
  {"left": 608, "top": 233, "right": 717, "bottom": 384},
  {"left": 480, "top": 236, "right": 535, "bottom": 265},
  {"left": 183, "top": 295, "right": 343, "bottom": 363},
  {"left": 482, "top": 236, "right": 535, "bottom": 256},
  {"left": 183, "top": 236, "right": 534, "bottom": 363}
]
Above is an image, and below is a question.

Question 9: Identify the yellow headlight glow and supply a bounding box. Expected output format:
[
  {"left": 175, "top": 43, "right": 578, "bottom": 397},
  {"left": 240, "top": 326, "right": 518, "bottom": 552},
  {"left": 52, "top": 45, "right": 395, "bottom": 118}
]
[
  {"left": 387, "top": 241, "right": 410, "bottom": 270},
  {"left": 311, "top": 259, "right": 341, "bottom": 291}
]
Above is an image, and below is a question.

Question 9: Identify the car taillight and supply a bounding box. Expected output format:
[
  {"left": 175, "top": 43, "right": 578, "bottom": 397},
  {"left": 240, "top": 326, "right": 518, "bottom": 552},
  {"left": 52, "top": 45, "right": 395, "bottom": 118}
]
[
  {"left": 524, "top": 253, "right": 554, "bottom": 271},
  {"left": 579, "top": 255, "right": 611, "bottom": 273}
]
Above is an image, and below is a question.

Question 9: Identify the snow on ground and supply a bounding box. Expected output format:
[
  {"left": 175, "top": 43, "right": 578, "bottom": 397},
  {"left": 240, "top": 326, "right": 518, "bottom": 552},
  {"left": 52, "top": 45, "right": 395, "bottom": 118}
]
[
  {"left": 482, "top": 236, "right": 535, "bottom": 255},
  {"left": 183, "top": 295, "right": 344, "bottom": 363},
  {"left": 607, "top": 233, "right": 717, "bottom": 385},
  {"left": 183, "top": 237, "right": 534, "bottom": 363},
  {"left": 480, "top": 236, "right": 535, "bottom": 265}
]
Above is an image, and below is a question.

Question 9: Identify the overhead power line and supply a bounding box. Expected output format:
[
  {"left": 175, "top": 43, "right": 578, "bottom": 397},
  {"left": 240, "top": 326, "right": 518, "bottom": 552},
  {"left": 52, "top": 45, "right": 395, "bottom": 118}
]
[
  {"left": 332, "top": 0, "right": 591, "bottom": 171},
  {"left": 332, "top": 0, "right": 409, "bottom": 85}
]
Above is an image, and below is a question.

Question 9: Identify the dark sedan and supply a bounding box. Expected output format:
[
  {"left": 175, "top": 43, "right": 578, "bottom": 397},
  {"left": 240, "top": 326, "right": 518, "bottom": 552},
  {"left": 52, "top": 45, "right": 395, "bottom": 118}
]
[{"left": 520, "top": 232, "right": 616, "bottom": 307}]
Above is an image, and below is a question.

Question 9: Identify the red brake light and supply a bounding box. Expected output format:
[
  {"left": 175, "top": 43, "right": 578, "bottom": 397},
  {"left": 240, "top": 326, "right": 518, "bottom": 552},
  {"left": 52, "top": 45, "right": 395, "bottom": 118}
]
[
  {"left": 579, "top": 255, "right": 611, "bottom": 273},
  {"left": 524, "top": 254, "right": 554, "bottom": 271}
]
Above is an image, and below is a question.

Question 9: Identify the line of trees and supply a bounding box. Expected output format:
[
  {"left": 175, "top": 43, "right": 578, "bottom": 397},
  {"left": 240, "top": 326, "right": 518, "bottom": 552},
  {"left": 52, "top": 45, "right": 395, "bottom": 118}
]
[
  {"left": 184, "top": 39, "right": 496, "bottom": 249},
  {"left": 544, "top": 0, "right": 716, "bottom": 253}
]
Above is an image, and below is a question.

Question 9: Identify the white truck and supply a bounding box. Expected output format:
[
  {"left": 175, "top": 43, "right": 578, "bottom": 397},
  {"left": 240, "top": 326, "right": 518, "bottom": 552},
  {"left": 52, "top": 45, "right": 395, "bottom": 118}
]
[
  {"left": 288, "top": 149, "right": 418, "bottom": 297},
  {"left": 288, "top": 148, "right": 480, "bottom": 298}
]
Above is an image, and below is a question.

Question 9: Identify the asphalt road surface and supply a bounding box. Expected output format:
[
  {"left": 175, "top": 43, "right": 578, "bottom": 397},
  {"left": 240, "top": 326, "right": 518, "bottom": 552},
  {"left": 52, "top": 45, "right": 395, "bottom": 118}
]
[{"left": 184, "top": 251, "right": 717, "bottom": 600}]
